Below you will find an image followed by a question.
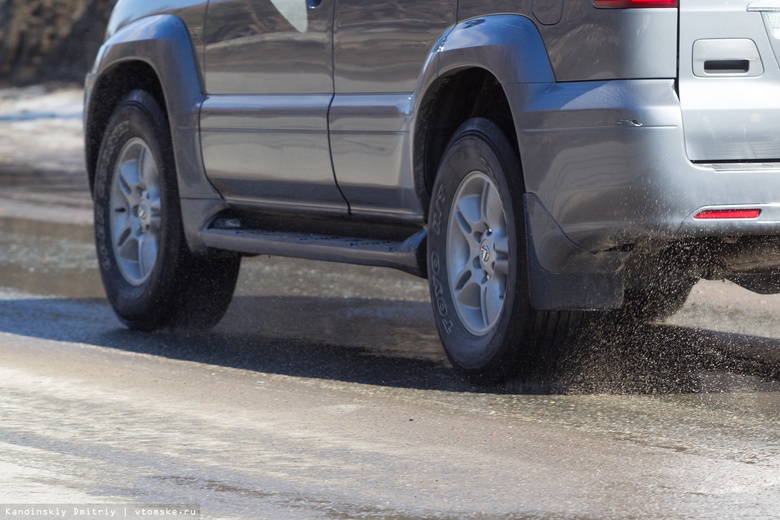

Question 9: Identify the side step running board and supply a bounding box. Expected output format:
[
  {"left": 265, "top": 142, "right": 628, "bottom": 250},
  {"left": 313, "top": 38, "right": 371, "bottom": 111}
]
[{"left": 200, "top": 227, "right": 428, "bottom": 277}]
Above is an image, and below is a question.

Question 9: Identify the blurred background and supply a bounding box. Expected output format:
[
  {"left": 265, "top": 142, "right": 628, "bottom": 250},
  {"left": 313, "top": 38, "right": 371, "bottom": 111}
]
[{"left": 0, "top": 0, "right": 115, "bottom": 87}]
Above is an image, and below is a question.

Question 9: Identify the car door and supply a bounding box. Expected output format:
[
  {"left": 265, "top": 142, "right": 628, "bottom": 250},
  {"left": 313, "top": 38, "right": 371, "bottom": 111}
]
[
  {"left": 679, "top": 0, "right": 780, "bottom": 162},
  {"left": 200, "top": 0, "right": 347, "bottom": 215},
  {"left": 330, "top": 0, "right": 457, "bottom": 220}
]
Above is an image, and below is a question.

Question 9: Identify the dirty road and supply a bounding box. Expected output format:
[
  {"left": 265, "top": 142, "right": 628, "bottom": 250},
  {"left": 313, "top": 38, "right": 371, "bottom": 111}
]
[{"left": 0, "top": 87, "right": 779, "bottom": 519}]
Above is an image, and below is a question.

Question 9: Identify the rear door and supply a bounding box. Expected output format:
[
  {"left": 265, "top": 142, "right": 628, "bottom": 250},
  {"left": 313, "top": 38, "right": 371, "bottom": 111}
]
[
  {"left": 200, "top": 0, "right": 347, "bottom": 215},
  {"left": 679, "top": 0, "right": 780, "bottom": 161},
  {"left": 330, "top": 0, "right": 457, "bottom": 219}
]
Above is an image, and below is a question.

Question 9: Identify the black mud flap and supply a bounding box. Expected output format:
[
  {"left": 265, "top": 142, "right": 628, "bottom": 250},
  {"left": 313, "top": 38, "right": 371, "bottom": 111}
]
[{"left": 525, "top": 194, "right": 625, "bottom": 311}]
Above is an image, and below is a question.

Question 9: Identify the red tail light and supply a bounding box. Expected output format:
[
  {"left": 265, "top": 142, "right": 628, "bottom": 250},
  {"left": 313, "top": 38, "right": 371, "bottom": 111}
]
[
  {"left": 694, "top": 209, "right": 762, "bottom": 220},
  {"left": 593, "top": 0, "right": 678, "bottom": 8}
]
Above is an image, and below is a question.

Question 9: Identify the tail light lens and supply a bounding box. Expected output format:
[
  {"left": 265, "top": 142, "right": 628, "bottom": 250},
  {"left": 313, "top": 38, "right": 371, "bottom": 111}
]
[
  {"left": 694, "top": 209, "right": 762, "bottom": 220},
  {"left": 593, "top": 0, "right": 678, "bottom": 7}
]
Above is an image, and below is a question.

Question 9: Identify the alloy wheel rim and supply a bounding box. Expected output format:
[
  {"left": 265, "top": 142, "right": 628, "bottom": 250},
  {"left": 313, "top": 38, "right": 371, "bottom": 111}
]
[
  {"left": 109, "top": 138, "right": 162, "bottom": 286},
  {"left": 446, "top": 171, "right": 510, "bottom": 336}
]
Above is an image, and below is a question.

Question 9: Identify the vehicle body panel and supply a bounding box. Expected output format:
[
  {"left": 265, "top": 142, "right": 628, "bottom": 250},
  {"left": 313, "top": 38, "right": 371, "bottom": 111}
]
[
  {"left": 329, "top": 93, "right": 423, "bottom": 220},
  {"left": 509, "top": 79, "right": 780, "bottom": 250},
  {"left": 435, "top": 15, "right": 554, "bottom": 84},
  {"left": 105, "top": 0, "right": 208, "bottom": 47},
  {"left": 531, "top": 0, "right": 564, "bottom": 25},
  {"left": 330, "top": 0, "right": 457, "bottom": 220},
  {"left": 458, "top": 1, "right": 677, "bottom": 81},
  {"left": 679, "top": 0, "right": 780, "bottom": 161},
  {"left": 203, "top": 0, "right": 332, "bottom": 94},
  {"left": 200, "top": 0, "right": 346, "bottom": 215},
  {"left": 85, "top": 13, "right": 214, "bottom": 202}
]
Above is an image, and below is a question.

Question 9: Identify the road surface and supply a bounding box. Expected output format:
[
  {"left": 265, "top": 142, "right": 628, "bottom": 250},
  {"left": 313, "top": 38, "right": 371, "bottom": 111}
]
[{"left": 0, "top": 86, "right": 778, "bottom": 519}]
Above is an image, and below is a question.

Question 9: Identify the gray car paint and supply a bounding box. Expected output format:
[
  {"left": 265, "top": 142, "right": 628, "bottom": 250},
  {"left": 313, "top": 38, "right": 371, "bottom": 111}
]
[
  {"left": 531, "top": 0, "right": 564, "bottom": 25},
  {"left": 199, "top": 0, "right": 347, "bottom": 214},
  {"left": 329, "top": 0, "right": 457, "bottom": 220},
  {"left": 679, "top": 0, "right": 780, "bottom": 161},
  {"left": 85, "top": 0, "right": 780, "bottom": 311},
  {"left": 84, "top": 1, "right": 227, "bottom": 253},
  {"left": 458, "top": 1, "right": 677, "bottom": 81},
  {"left": 85, "top": 14, "right": 219, "bottom": 200}
]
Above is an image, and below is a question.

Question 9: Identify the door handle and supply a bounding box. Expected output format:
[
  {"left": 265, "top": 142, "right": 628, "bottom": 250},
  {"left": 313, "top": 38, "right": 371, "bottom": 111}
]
[
  {"left": 704, "top": 59, "right": 751, "bottom": 74},
  {"left": 692, "top": 39, "right": 763, "bottom": 77}
]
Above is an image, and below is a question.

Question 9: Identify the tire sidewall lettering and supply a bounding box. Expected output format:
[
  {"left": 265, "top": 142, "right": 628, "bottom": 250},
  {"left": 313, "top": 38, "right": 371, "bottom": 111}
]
[
  {"left": 93, "top": 92, "right": 175, "bottom": 321},
  {"left": 430, "top": 251, "right": 453, "bottom": 334},
  {"left": 430, "top": 185, "right": 454, "bottom": 335},
  {"left": 427, "top": 118, "right": 528, "bottom": 379},
  {"left": 95, "top": 121, "right": 134, "bottom": 275},
  {"left": 431, "top": 185, "right": 445, "bottom": 236}
]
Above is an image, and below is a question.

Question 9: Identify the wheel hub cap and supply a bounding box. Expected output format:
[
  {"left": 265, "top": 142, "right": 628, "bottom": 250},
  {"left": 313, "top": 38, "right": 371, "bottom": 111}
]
[
  {"left": 138, "top": 197, "right": 154, "bottom": 230},
  {"left": 479, "top": 233, "right": 496, "bottom": 278},
  {"left": 446, "top": 171, "right": 510, "bottom": 336},
  {"left": 109, "top": 138, "right": 162, "bottom": 286}
]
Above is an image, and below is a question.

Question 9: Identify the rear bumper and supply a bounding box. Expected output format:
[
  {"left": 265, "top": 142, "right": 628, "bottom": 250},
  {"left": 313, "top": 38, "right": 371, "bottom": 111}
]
[
  {"left": 510, "top": 78, "right": 780, "bottom": 251},
  {"left": 508, "top": 79, "right": 780, "bottom": 309}
]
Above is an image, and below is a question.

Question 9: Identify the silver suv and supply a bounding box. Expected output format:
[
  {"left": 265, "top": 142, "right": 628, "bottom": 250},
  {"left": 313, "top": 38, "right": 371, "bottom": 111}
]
[{"left": 85, "top": 0, "right": 780, "bottom": 383}]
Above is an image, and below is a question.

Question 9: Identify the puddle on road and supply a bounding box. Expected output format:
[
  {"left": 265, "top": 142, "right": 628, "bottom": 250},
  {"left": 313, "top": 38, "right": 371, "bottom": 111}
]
[
  {"left": 0, "top": 217, "right": 103, "bottom": 298},
  {"left": 1, "top": 212, "right": 779, "bottom": 396}
]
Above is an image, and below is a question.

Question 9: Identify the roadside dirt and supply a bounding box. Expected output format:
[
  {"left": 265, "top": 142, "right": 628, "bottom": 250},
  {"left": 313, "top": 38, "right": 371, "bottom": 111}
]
[{"left": 0, "top": 0, "right": 114, "bottom": 87}]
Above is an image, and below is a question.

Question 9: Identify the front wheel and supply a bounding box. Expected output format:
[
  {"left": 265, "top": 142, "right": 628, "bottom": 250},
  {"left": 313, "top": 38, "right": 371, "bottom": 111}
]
[
  {"left": 93, "top": 90, "right": 240, "bottom": 331},
  {"left": 427, "top": 118, "right": 581, "bottom": 385}
]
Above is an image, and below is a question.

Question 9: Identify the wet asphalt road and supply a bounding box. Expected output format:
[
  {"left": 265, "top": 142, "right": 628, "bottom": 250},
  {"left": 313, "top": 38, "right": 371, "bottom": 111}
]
[
  {"left": 1, "top": 89, "right": 780, "bottom": 518},
  {"left": 1, "top": 171, "right": 780, "bottom": 519}
]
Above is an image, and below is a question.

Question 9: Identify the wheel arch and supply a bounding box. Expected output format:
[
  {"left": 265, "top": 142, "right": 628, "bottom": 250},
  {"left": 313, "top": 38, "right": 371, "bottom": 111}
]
[
  {"left": 84, "top": 14, "right": 219, "bottom": 204},
  {"left": 85, "top": 60, "right": 166, "bottom": 194},
  {"left": 412, "top": 14, "right": 555, "bottom": 215},
  {"left": 413, "top": 15, "right": 626, "bottom": 311},
  {"left": 414, "top": 68, "right": 519, "bottom": 216}
]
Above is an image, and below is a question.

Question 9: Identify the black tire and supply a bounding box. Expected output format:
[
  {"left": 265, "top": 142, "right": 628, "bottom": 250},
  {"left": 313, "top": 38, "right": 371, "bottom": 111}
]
[
  {"left": 93, "top": 90, "right": 240, "bottom": 331},
  {"left": 427, "top": 118, "right": 580, "bottom": 385}
]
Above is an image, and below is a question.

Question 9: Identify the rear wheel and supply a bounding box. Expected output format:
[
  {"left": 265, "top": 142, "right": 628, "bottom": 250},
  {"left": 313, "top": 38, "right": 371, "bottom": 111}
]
[
  {"left": 427, "top": 118, "right": 581, "bottom": 385},
  {"left": 93, "top": 90, "right": 240, "bottom": 331}
]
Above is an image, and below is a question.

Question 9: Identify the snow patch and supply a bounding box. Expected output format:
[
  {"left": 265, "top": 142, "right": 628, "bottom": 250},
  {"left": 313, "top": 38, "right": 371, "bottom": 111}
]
[{"left": 0, "top": 85, "right": 85, "bottom": 174}]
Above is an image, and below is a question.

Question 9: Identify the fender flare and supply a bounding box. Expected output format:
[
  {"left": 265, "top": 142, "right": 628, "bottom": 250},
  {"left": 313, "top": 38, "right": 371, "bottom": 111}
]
[
  {"left": 85, "top": 14, "right": 224, "bottom": 252},
  {"left": 412, "top": 15, "right": 556, "bottom": 203},
  {"left": 86, "top": 14, "right": 220, "bottom": 201},
  {"left": 415, "top": 14, "right": 556, "bottom": 107},
  {"left": 413, "top": 15, "right": 625, "bottom": 309},
  {"left": 438, "top": 15, "right": 555, "bottom": 84}
]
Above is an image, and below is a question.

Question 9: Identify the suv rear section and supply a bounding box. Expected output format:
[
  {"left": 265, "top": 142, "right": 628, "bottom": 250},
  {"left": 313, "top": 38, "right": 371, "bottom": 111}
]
[{"left": 485, "top": 0, "right": 780, "bottom": 312}]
